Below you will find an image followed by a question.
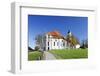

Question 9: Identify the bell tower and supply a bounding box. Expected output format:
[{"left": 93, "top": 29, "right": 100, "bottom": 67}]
[{"left": 68, "top": 30, "right": 72, "bottom": 37}]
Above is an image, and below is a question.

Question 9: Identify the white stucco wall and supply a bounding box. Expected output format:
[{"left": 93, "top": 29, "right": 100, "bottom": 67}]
[
  {"left": 75, "top": 44, "right": 80, "bottom": 49},
  {"left": 45, "top": 34, "right": 67, "bottom": 50}
]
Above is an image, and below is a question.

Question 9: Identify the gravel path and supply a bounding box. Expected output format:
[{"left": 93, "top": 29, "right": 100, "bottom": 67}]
[{"left": 43, "top": 51, "right": 56, "bottom": 60}]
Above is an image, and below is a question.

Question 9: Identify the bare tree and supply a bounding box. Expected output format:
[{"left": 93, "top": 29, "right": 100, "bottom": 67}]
[
  {"left": 35, "top": 34, "right": 45, "bottom": 50},
  {"left": 81, "top": 39, "right": 88, "bottom": 49}
]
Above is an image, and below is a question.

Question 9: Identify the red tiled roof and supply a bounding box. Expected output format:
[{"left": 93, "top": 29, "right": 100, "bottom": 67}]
[
  {"left": 47, "top": 31, "right": 61, "bottom": 36},
  {"left": 47, "top": 31, "right": 65, "bottom": 39}
]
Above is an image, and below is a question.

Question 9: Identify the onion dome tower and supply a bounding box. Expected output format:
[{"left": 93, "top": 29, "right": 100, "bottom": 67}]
[{"left": 67, "top": 30, "right": 72, "bottom": 37}]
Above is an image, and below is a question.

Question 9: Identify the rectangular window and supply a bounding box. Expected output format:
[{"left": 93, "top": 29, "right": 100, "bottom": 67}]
[
  {"left": 63, "top": 42, "right": 65, "bottom": 46},
  {"left": 57, "top": 42, "right": 59, "bottom": 46},
  {"left": 62, "top": 40, "right": 63, "bottom": 46},
  {"left": 48, "top": 42, "right": 49, "bottom": 46},
  {"left": 54, "top": 42, "right": 55, "bottom": 46}
]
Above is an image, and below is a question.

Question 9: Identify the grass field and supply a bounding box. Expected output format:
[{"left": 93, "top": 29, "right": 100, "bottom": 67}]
[
  {"left": 49, "top": 49, "right": 88, "bottom": 59},
  {"left": 28, "top": 51, "right": 43, "bottom": 61}
]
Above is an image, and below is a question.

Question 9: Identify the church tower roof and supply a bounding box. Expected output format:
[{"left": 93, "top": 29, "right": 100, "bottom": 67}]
[
  {"left": 67, "top": 30, "right": 72, "bottom": 36},
  {"left": 68, "top": 30, "right": 71, "bottom": 33}
]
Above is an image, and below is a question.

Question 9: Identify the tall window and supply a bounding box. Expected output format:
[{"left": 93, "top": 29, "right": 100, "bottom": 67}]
[
  {"left": 63, "top": 42, "right": 65, "bottom": 46},
  {"left": 57, "top": 42, "right": 59, "bottom": 46},
  {"left": 62, "top": 40, "right": 63, "bottom": 46},
  {"left": 48, "top": 42, "right": 49, "bottom": 46},
  {"left": 54, "top": 42, "right": 55, "bottom": 46}
]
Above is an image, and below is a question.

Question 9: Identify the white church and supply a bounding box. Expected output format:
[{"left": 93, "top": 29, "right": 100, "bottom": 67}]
[{"left": 36, "top": 30, "right": 80, "bottom": 51}]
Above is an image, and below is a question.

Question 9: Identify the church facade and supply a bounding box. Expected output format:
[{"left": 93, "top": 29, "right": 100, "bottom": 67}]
[{"left": 45, "top": 31, "right": 67, "bottom": 50}]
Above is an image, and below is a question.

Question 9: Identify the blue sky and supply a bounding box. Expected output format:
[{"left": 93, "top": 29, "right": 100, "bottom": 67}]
[{"left": 28, "top": 15, "right": 88, "bottom": 49}]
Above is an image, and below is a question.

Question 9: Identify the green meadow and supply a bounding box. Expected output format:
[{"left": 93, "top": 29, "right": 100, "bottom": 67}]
[
  {"left": 28, "top": 51, "right": 43, "bottom": 61},
  {"left": 49, "top": 49, "right": 88, "bottom": 59}
]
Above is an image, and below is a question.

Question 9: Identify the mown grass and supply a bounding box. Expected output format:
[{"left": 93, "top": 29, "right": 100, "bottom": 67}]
[
  {"left": 28, "top": 51, "right": 43, "bottom": 61},
  {"left": 49, "top": 49, "right": 88, "bottom": 59}
]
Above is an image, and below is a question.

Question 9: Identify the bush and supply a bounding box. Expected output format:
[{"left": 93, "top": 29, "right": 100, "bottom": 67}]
[{"left": 35, "top": 46, "right": 40, "bottom": 51}]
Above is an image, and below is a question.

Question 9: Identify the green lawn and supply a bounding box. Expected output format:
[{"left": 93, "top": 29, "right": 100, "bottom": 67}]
[
  {"left": 28, "top": 51, "right": 43, "bottom": 61},
  {"left": 49, "top": 49, "right": 88, "bottom": 59}
]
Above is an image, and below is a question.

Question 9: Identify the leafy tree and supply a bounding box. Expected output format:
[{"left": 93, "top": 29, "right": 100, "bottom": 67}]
[
  {"left": 66, "top": 33, "right": 79, "bottom": 48},
  {"left": 71, "top": 35, "right": 79, "bottom": 46}
]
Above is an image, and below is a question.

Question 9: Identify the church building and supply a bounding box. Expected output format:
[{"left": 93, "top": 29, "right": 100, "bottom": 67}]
[
  {"left": 37, "top": 30, "right": 80, "bottom": 51},
  {"left": 45, "top": 31, "right": 67, "bottom": 50}
]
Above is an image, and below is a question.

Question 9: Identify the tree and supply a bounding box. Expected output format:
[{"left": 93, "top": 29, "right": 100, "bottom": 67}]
[
  {"left": 85, "top": 39, "right": 88, "bottom": 48},
  {"left": 35, "top": 46, "right": 40, "bottom": 51},
  {"left": 80, "top": 39, "right": 88, "bottom": 49},
  {"left": 35, "top": 34, "right": 45, "bottom": 50},
  {"left": 35, "top": 34, "right": 43, "bottom": 45},
  {"left": 66, "top": 33, "right": 79, "bottom": 48},
  {"left": 71, "top": 35, "right": 79, "bottom": 46}
]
